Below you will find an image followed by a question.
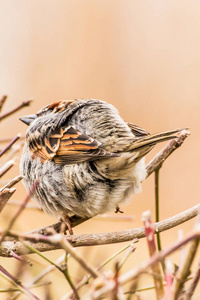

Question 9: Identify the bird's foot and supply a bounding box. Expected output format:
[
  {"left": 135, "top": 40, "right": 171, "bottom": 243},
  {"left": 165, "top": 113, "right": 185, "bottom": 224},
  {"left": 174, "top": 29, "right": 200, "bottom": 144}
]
[
  {"left": 115, "top": 205, "right": 124, "bottom": 213},
  {"left": 60, "top": 215, "right": 74, "bottom": 235}
]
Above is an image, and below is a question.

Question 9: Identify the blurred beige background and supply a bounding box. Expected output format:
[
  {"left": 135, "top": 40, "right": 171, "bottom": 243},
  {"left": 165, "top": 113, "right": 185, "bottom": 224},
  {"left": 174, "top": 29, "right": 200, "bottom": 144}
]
[{"left": 0, "top": 1, "right": 200, "bottom": 299}]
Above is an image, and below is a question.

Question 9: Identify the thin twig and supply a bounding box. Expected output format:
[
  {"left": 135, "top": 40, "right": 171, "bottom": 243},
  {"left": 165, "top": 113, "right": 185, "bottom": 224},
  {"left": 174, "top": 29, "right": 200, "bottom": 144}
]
[
  {"left": 0, "top": 281, "right": 51, "bottom": 293},
  {"left": 0, "top": 159, "right": 16, "bottom": 177},
  {"left": 32, "top": 253, "right": 65, "bottom": 284},
  {"left": 63, "top": 253, "right": 80, "bottom": 300},
  {"left": 11, "top": 254, "right": 65, "bottom": 300},
  {"left": 164, "top": 259, "right": 174, "bottom": 299},
  {"left": 22, "top": 241, "right": 80, "bottom": 300},
  {"left": 155, "top": 170, "right": 161, "bottom": 250},
  {"left": 10, "top": 250, "right": 30, "bottom": 264},
  {"left": 5, "top": 231, "right": 100, "bottom": 295},
  {"left": 0, "top": 265, "right": 40, "bottom": 300},
  {"left": 22, "top": 236, "right": 100, "bottom": 300},
  {"left": 112, "top": 262, "right": 123, "bottom": 300},
  {"left": 0, "top": 134, "right": 21, "bottom": 158},
  {"left": 0, "top": 99, "right": 33, "bottom": 121},
  {"left": 59, "top": 236, "right": 101, "bottom": 279},
  {"left": 91, "top": 229, "right": 200, "bottom": 299},
  {"left": 146, "top": 129, "right": 190, "bottom": 178},
  {"left": 155, "top": 169, "right": 165, "bottom": 273},
  {"left": 0, "top": 95, "right": 8, "bottom": 112},
  {"left": 0, "top": 181, "right": 39, "bottom": 243},
  {"left": 142, "top": 210, "right": 164, "bottom": 300},
  {"left": 184, "top": 261, "right": 200, "bottom": 299},
  {"left": 0, "top": 188, "right": 16, "bottom": 213},
  {"left": 1, "top": 141, "right": 24, "bottom": 166},
  {"left": 0, "top": 135, "right": 25, "bottom": 143},
  {"left": 63, "top": 242, "right": 135, "bottom": 299},
  {"left": 118, "top": 240, "right": 136, "bottom": 271},
  {"left": 172, "top": 236, "right": 199, "bottom": 299},
  {"left": 120, "top": 232, "right": 200, "bottom": 286},
  {"left": 0, "top": 175, "right": 23, "bottom": 192}
]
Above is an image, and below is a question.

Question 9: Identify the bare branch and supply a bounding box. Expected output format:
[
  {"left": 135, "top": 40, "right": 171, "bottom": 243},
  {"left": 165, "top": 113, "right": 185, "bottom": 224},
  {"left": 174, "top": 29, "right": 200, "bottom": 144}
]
[
  {"left": 0, "top": 99, "right": 33, "bottom": 121},
  {"left": 91, "top": 229, "right": 200, "bottom": 299},
  {"left": 184, "top": 261, "right": 200, "bottom": 299},
  {"left": 172, "top": 218, "right": 200, "bottom": 299},
  {"left": 0, "top": 188, "right": 16, "bottom": 213},
  {"left": 142, "top": 210, "right": 164, "bottom": 299},
  {"left": 59, "top": 237, "right": 101, "bottom": 279},
  {"left": 0, "top": 134, "right": 21, "bottom": 157},
  {"left": 164, "top": 259, "right": 174, "bottom": 299},
  {"left": 0, "top": 159, "right": 16, "bottom": 177},
  {"left": 146, "top": 129, "right": 190, "bottom": 178},
  {"left": 0, "top": 181, "right": 39, "bottom": 243},
  {"left": 0, "top": 135, "right": 25, "bottom": 143},
  {"left": 0, "top": 95, "right": 8, "bottom": 112},
  {"left": 118, "top": 240, "right": 136, "bottom": 271},
  {"left": 0, "top": 203, "right": 199, "bottom": 257},
  {"left": 64, "top": 243, "right": 135, "bottom": 299},
  {"left": 0, "top": 175, "right": 23, "bottom": 192},
  {"left": 0, "top": 265, "right": 40, "bottom": 300}
]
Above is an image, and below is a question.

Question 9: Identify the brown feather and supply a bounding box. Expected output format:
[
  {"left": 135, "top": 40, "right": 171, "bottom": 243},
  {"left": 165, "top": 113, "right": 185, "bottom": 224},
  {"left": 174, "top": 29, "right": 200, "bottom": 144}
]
[{"left": 28, "top": 125, "right": 118, "bottom": 164}]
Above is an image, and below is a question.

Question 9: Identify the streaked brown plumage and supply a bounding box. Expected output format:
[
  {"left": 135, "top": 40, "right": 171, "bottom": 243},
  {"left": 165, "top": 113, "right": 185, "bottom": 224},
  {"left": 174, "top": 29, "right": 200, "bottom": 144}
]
[{"left": 20, "top": 99, "right": 183, "bottom": 233}]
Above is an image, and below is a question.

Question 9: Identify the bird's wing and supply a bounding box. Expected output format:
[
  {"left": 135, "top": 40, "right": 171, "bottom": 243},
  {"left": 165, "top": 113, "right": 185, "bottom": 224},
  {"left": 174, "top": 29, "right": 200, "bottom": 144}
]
[{"left": 28, "top": 125, "right": 119, "bottom": 165}]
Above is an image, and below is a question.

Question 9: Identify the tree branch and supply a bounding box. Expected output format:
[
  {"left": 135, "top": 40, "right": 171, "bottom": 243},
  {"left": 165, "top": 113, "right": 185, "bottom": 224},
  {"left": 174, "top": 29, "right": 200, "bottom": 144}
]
[
  {"left": 0, "top": 265, "right": 40, "bottom": 300},
  {"left": 0, "top": 188, "right": 16, "bottom": 213},
  {"left": 0, "top": 159, "right": 16, "bottom": 177},
  {"left": 0, "top": 203, "right": 199, "bottom": 257},
  {"left": 0, "top": 95, "right": 7, "bottom": 112},
  {"left": 0, "top": 134, "right": 21, "bottom": 157},
  {"left": 91, "top": 228, "right": 200, "bottom": 299},
  {"left": 184, "top": 261, "right": 200, "bottom": 299},
  {"left": 0, "top": 175, "right": 23, "bottom": 192},
  {"left": 146, "top": 129, "right": 189, "bottom": 178},
  {"left": 0, "top": 135, "right": 25, "bottom": 143},
  {"left": 0, "top": 99, "right": 33, "bottom": 121}
]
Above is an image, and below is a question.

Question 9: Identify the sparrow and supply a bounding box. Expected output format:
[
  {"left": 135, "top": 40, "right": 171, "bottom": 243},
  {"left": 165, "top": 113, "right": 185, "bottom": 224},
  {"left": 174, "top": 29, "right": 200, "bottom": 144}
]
[{"left": 20, "top": 99, "right": 182, "bottom": 234}]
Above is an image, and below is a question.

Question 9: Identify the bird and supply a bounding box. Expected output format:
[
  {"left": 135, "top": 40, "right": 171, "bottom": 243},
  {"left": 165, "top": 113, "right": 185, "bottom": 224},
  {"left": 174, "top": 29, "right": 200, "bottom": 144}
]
[{"left": 20, "top": 99, "right": 182, "bottom": 234}]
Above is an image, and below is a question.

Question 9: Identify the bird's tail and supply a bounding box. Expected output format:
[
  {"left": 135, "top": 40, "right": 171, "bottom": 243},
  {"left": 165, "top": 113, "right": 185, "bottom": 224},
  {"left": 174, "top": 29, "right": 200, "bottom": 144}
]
[
  {"left": 125, "top": 128, "right": 187, "bottom": 160},
  {"left": 128, "top": 128, "right": 184, "bottom": 150}
]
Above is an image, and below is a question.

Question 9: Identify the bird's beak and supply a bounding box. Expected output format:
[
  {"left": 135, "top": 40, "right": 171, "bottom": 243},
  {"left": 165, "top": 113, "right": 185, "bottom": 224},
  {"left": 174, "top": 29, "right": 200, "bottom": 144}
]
[{"left": 19, "top": 114, "right": 37, "bottom": 126}]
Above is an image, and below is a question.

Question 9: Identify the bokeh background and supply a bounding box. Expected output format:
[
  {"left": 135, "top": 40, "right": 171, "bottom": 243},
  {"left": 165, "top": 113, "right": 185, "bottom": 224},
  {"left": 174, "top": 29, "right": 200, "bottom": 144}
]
[{"left": 0, "top": 1, "right": 200, "bottom": 299}]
